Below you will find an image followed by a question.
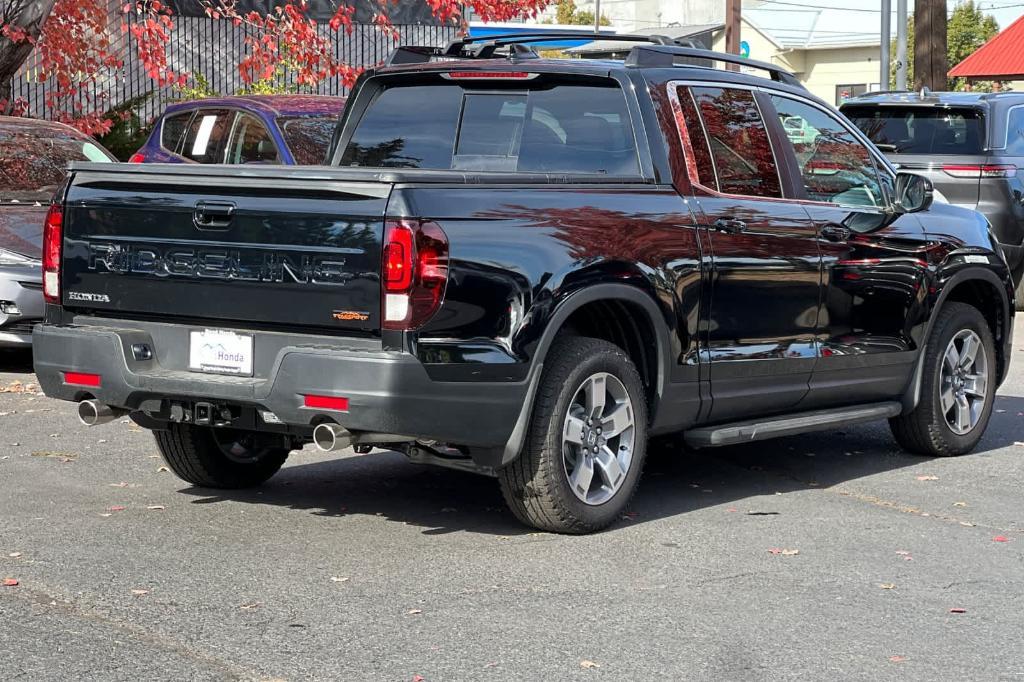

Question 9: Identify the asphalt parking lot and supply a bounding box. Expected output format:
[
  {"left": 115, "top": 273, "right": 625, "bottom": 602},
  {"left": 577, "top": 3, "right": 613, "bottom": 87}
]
[{"left": 2, "top": 320, "right": 1023, "bottom": 681}]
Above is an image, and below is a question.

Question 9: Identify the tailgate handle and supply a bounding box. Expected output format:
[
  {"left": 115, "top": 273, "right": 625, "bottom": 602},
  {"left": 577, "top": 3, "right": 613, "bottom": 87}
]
[{"left": 193, "top": 201, "right": 235, "bottom": 230}]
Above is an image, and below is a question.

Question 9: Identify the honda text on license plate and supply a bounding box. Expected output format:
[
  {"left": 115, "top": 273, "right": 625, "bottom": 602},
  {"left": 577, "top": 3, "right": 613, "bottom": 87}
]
[{"left": 188, "top": 329, "right": 254, "bottom": 376}]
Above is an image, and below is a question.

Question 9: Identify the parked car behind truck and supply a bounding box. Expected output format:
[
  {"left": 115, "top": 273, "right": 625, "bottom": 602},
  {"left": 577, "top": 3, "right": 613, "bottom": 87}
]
[
  {"left": 0, "top": 116, "right": 116, "bottom": 347},
  {"left": 130, "top": 94, "right": 346, "bottom": 165},
  {"left": 33, "top": 35, "right": 1015, "bottom": 533},
  {"left": 841, "top": 91, "right": 1024, "bottom": 309}
]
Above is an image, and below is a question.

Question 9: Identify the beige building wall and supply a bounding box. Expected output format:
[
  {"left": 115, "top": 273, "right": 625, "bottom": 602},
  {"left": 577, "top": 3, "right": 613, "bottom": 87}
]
[
  {"left": 800, "top": 46, "right": 881, "bottom": 105},
  {"left": 710, "top": 22, "right": 881, "bottom": 106}
]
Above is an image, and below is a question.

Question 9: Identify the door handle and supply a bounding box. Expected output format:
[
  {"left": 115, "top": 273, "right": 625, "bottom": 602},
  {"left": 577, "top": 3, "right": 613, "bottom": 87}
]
[
  {"left": 820, "top": 224, "right": 850, "bottom": 242},
  {"left": 193, "top": 201, "right": 236, "bottom": 230},
  {"left": 712, "top": 218, "right": 747, "bottom": 234}
]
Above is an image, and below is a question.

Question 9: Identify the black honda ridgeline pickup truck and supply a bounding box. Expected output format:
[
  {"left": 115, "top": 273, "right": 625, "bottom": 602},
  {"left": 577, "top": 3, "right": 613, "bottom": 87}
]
[{"left": 34, "top": 35, "right": 1015, "bottom": 533}]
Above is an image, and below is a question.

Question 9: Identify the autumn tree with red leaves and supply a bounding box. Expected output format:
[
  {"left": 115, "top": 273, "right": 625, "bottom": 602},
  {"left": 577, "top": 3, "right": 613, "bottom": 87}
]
[{"left": 0, "top": 0, "right": 555, "bottom": 133}]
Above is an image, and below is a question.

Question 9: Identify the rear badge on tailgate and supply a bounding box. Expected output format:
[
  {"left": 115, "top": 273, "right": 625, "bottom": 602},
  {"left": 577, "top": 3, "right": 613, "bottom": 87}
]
[
  {"left": 333, "top": 310, "right": 369, "bottom": 322},
  {"left": 67, "top": 291, "right": 111, "bottom": 303}
]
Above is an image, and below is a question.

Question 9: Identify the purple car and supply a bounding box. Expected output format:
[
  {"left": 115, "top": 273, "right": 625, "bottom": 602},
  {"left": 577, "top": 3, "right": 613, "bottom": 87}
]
[{"left": 130, "top": 94, "right": 346, "bottom": 165}]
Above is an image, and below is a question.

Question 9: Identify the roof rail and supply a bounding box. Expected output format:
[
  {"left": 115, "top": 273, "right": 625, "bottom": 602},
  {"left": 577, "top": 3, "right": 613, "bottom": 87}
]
[
  {"left": 625, "top": 45, "right": 804, "bottom": 88},
  {"left": 384, "top": 32, "right": 677, "bottom": 65}
]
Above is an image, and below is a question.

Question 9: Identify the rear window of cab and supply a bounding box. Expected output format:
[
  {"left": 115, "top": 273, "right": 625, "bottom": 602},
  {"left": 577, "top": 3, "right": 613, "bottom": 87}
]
[{"left": 339, "top": 76, "right": 639, "bottom": 175}]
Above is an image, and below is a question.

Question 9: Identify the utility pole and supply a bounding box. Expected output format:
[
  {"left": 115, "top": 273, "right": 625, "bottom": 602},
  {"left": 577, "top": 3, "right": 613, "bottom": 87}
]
[
  {"left": 895, "top": 0, "right": 908, "bottom": 90},
  {"left": 725, "top": 0, "right": 741, "bottom": 69},
  {"left": 915, "top": 0, "right": 948, "bottom": 90},
  {"left": 594, "top": 0, "right": 601, "bottom": 33},
  {"left": 880, "top": 0, "right": 891, "bottom": 90}
]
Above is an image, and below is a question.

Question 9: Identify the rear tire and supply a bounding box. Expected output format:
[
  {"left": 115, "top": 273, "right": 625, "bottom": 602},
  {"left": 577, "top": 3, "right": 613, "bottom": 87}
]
[
  {"left": 154, "top": 424, "right": 290, "bottom": 488},
  {"left": 498, "top": 336, "right": 648, "bottom": 534},
  {"left": 890, "top": 302, "right": 996, "bottom": 457}
]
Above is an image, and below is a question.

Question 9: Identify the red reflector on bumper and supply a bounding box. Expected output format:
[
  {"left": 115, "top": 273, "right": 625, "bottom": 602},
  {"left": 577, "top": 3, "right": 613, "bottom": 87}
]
[
  {"left": 303, "top": 394, "right": 349, "bottom": 411},
  {"left": 64, "top": 372, "right": 101, "bottom": 387}
]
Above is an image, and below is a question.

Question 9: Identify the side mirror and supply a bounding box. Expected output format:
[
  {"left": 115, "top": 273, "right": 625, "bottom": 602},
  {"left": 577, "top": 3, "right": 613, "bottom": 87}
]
[{"left": 894, "top": 172, "right": 933, "bottom": 213}]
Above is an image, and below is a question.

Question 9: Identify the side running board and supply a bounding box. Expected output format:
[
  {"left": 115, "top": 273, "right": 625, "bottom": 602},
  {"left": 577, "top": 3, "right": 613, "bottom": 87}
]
[{"left": 683, "top": 401, "right": 902, "bottom": 448}]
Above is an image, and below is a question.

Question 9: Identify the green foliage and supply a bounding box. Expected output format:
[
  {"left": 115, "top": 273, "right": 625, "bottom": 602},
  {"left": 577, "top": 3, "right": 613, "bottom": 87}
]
[
  {"left": 94, "top": 93, "right": 154, "bottom": 161},
  {"left": 175, "top": 72, "right": 219, "bottom": 101},
  {"left": 548, "top": 0, "right": 610, "bottom": 26},
  {"left": 890, "top": 3, "right": 1001, "bottom": 91}
]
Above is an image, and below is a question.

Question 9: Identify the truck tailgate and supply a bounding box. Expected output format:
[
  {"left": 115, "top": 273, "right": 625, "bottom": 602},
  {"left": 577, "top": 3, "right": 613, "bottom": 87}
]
[{"left": 61, "top": 165, "right": 391, "bottom": 332}]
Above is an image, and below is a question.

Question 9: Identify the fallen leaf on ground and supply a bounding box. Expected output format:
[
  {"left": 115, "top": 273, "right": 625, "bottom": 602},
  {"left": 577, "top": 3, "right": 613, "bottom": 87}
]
[
  {"left": 156, "top": 466, "right": 169, "bottom": 473},
  {"left": 146, "top": 505, "right": 165, "bottom": 511},
  {"left": 580, "top": 660, "right": 600, "bottom": 669},
  {"left": 412, "top": 676, "right": 425, "bottom": 682},
  {"left": 889, "top": 655, "right": 906, "bottom": 663},
  {"left": 949, "top": 607, "right": 967, "bottom": 614},
  {"left": 2, "top": 578, "right": 18, "bottom": 586},
  {"left": 109, "top": 482, "right": 129, "bottom": 488},
  {"left": 953, "top": 501, "right": 967, "bottom": 508},
  {"left": 131, "top": 589, "right": 149, "bottom": 596},
  {"left": 107, "top": 505, "right": 126, "bottom": 512},
  {"left": 31, "top": 451, "right": 77, "bottom": 461},
  {"left": 916, "top": 475, "right": 939, "bottom": 481},
  {"left": 8, "top": 552, "right": 22, "bottom": 558},
  {"left": 330, "top": 576, "right": 349, "bottom": 583},
  {"left": 1014, "top": 442, "right": 1024, "bottom": 447},
  {"left": 726, "top": 508, "right": 738, "bottom": 513},
  {"left": 240, "top": 601, "right": 261, "bottom": 610},
  {"left": 880, "top": 583, "right": 896, "bottom": 589},
  {"left": 993, "top": 536, "right": 1010, "bottom": 542},
  {"left": 768, "top": 548, "right": 799, "bottom": 556},
  {"left": 407, "top": 609, "right": 423, "bottom": 615}
]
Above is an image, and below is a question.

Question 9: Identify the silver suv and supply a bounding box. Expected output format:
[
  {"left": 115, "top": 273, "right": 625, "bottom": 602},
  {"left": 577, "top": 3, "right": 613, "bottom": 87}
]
[{"left": 841, "top": 91, "right": 1024, "bottom": 309}]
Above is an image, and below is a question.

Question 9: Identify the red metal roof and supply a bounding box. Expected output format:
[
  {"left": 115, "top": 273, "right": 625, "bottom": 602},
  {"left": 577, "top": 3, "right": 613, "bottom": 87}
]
[{"left": 949, "top": 14, "right": 1024, "bottom": 79}]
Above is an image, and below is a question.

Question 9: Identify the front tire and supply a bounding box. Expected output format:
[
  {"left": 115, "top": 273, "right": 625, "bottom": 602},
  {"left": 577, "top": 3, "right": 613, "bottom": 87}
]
[
  {"left": 154, "top": 424, "right": 290, "bottom": 488},
  {"left": 498, "top": 337, "right": 648, "bottom": 534},
  {"left": 890, "top": 302, "right": 996, "bottom": 456}
]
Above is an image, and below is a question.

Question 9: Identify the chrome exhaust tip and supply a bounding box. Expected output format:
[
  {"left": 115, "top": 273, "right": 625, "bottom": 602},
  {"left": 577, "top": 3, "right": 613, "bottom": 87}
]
[
  {"left": 313, "top": 423, "right": 353, "bottom": 452},
  {"left": 77, "top": 400, "right": 127, "bottom": 427}
]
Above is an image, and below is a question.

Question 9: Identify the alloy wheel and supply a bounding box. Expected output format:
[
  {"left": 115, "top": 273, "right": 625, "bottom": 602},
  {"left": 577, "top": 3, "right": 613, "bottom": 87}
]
[
  {"left": 940, "top": 329, "right": 989, "bottom": 435},
  {"left": 562, "top": 372, "right": 636, "bottom": 505}
]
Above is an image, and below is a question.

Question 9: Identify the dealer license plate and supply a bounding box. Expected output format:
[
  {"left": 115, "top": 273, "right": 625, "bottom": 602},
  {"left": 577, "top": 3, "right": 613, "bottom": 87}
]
[{"left": 188, "top": 329, "right": 254, "bottom": 376}]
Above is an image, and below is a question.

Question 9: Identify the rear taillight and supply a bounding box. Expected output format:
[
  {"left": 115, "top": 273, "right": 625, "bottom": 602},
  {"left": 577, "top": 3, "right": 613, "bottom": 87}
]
[
  {"left": 381, "top": 219, "right": 449, "bottom": 331},
  {"left": 128, "top": 152, "right": 145, "bottom": 163},
  {"left": 42, "top": 203, "right": 63, "bottom": 304},
  {"left": 942, "top": 163, "right": 1016, "bottom": 179}
]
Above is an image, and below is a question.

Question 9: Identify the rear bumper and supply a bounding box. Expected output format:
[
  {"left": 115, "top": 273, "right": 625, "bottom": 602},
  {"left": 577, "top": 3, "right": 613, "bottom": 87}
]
[
  {"left": 32, "top": 320, "right": 528, "bottom": 449},
  {"left": 0, "top": 265, "right": 43, "bottom": 347}
]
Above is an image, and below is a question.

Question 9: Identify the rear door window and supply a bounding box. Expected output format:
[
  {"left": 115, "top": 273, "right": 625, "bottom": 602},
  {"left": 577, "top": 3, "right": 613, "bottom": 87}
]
[
  {"left": 226, "top": 113, "right": 279, "bottom": 164},
  {"left": 684, "top": 86, "right": 782, "bottom": 198},
  {"left": 1004, "top": 107, "right": 1024, "bottom": 155},
  {"left": 180, "top": 109, "right": 233, "bottom": 163},
  {"left": 340, "top": 80, "right": 638, "bottom": 174},
  {"left": 843, "top": 106, "right": 984, "bottom": 154}
]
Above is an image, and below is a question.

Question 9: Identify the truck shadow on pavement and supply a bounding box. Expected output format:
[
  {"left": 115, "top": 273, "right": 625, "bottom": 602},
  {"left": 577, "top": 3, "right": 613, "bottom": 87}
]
[
  {"left": 179, "top": 393, "right": 1024, "bottom": 536},
  {"left": 0, "top": 349, "right": 33, "bottom": 375}
]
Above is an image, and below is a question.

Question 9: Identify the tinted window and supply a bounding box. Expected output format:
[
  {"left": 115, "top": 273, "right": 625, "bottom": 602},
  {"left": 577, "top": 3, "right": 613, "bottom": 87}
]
[
  {"left": 180, "top": 109, "right": 233, "bottom": 163},
  {"left": 1005, "top": 107, "right": 1024, "bottom": 155},
  {"left": 844, "top": 106, "right": 983, "bottom": 154},
  {"left": 340, "top": 81, "right": 638, "bottom": 174},
  {"left": 0, "top": 128, "right": 113, "bottom": 202},
  {"left": 226, "top": 114, "right": 279, "bottom": 164},
  {"left": 689, "top": 87, "right": 781, "bottom": 198},
  {"left": 342, "top": 85, "right": 461, "bottom": 168},
  {"left": 161, "top": 111, "right": 191, "bottom": 154},
  {"left": 279, "top": 115, "right": 338, "bottom": 165},
  {"left": 772, "top": 95, "right": 885, "bottom": 207}
]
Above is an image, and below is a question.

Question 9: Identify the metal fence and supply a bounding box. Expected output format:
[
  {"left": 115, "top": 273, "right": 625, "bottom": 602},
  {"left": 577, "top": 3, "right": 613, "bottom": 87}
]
[{"left": 7, "top": 3, "right": 456, "bottom": 124}]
